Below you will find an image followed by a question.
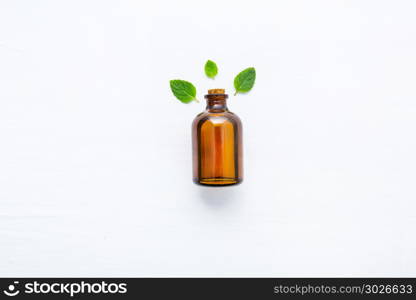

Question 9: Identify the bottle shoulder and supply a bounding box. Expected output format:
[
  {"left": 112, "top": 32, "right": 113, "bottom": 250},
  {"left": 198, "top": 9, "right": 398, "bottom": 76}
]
[
  {"left": 193, "top": 110, "right": 241, "bottom": 122},
  {"left": 192, "top": 110, "right": 242, "bottom": 128}
]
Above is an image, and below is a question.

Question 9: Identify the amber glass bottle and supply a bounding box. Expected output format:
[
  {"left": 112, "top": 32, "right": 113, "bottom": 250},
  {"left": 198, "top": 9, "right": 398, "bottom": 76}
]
[{"left": 192, "top": 89, "right": 243, "bottom": 186}]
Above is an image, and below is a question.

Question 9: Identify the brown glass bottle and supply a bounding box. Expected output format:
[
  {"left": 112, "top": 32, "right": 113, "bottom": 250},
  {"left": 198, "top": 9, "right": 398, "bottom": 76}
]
[{"left": 192, "top": 89, "right": 243, "bottom": 186}]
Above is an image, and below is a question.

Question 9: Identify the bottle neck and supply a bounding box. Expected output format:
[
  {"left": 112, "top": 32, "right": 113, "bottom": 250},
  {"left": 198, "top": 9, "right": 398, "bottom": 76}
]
[{"left": 205, "top": 94, "right": 228, "bottom": 112}]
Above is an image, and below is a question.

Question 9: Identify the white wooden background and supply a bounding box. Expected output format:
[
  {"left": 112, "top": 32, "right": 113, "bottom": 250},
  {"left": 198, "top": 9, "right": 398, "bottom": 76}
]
[{"left": 1, "top": 0, "right": 415, "bottom": 276}]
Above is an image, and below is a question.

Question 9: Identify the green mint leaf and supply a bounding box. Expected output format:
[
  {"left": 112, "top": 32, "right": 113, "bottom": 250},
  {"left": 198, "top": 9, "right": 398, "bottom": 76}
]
[
  {"left": 204, "top": 60, "right": 218, "bottom": 79},
  {"left": 234, "top": 67, "right": 256, "bottom": 95},
  {"left": 169, "top": 80, "right": 198, "bottom": 103}
]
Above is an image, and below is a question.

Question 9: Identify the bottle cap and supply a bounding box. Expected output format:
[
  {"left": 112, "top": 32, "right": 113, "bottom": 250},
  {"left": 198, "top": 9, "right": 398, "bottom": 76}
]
[{"left": 208, "top": 89, "right": 225, "bottom": 94}]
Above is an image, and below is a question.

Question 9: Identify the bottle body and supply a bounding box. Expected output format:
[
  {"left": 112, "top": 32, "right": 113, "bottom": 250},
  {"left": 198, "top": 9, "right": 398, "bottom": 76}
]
[{"left": 192, "top": 91, "right": 243, "bottom": 186}]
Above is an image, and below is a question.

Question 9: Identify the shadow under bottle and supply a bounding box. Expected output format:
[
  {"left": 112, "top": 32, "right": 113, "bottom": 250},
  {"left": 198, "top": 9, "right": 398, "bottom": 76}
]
[{"left": 192, "top": 89, "right": 243, "bottom": 186}]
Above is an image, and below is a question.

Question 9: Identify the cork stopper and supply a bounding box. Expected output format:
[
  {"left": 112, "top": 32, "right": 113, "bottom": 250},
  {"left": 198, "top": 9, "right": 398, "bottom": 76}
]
[{"left": 208, "top": 89, "right": 225, "bottom": 94}]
